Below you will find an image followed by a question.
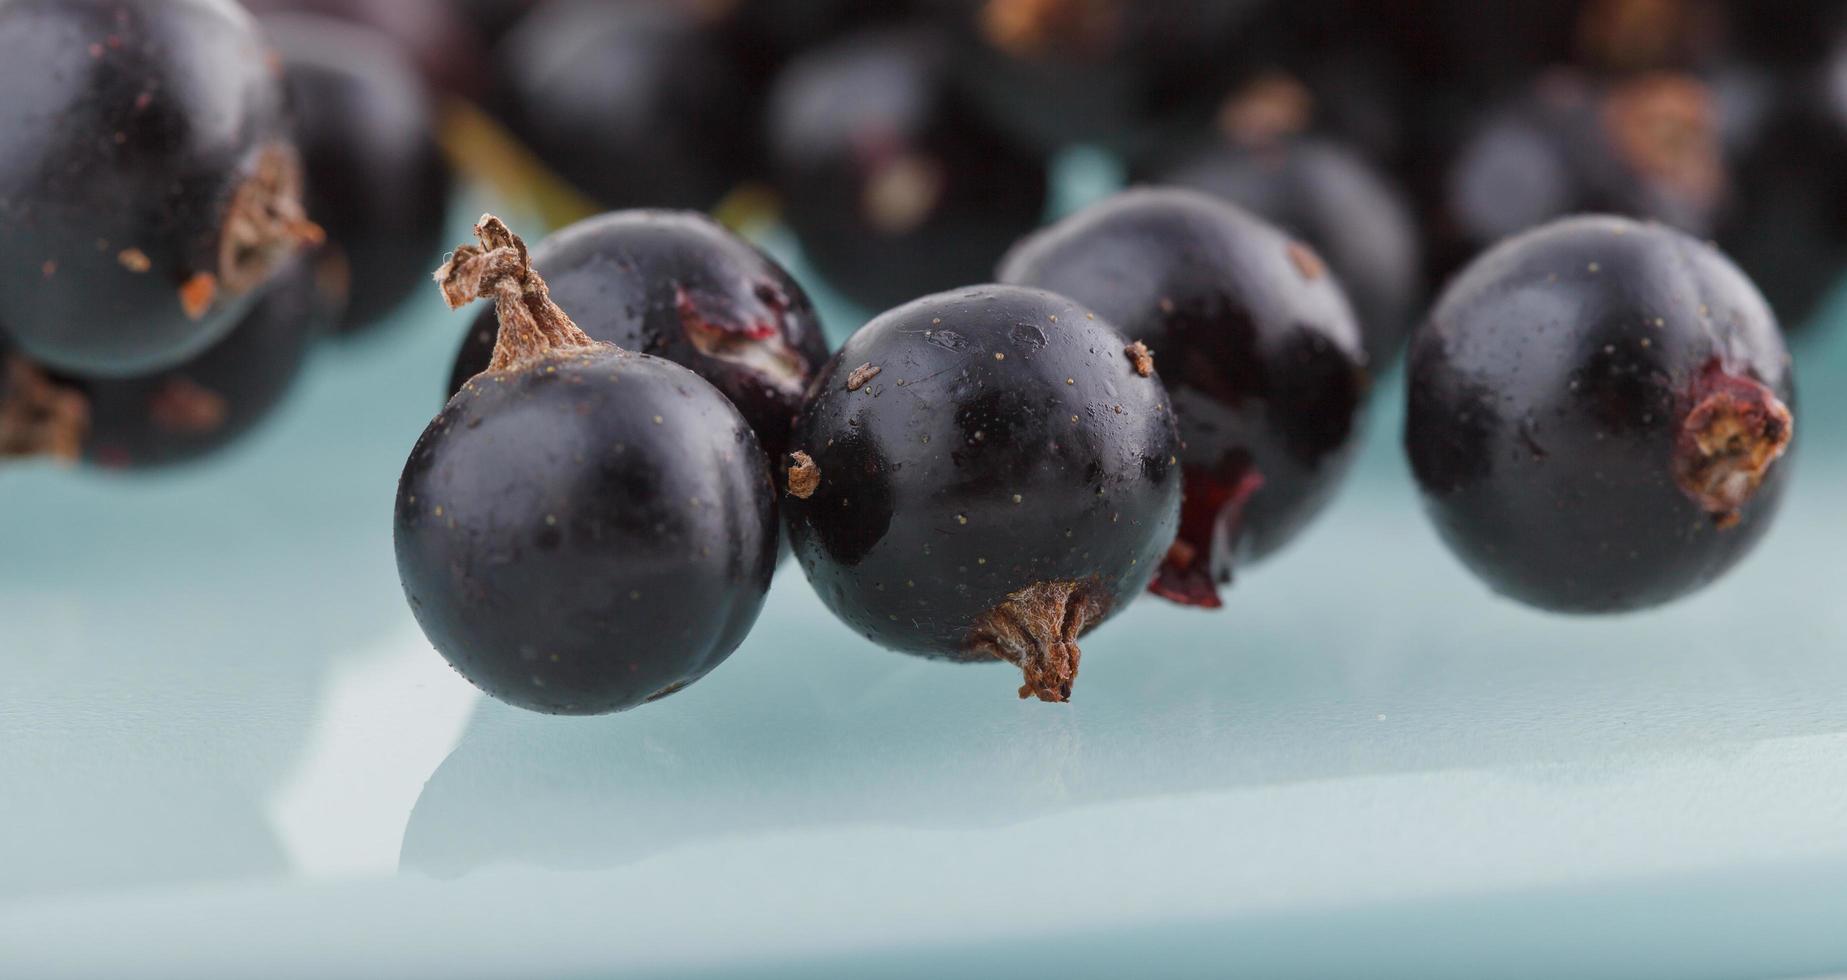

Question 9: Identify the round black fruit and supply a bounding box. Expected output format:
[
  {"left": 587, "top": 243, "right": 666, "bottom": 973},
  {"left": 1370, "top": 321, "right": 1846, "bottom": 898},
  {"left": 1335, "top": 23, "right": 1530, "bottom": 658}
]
[
  {"left": 766, "top": 28, "right": 1048, "bottom": 311},
  {"left": 1429, "top": 69, "right": 1726, "bottom": 285},
  {"left": 1149, "top": 130, "right": 1422, "bottom": 367},
  {"left": 1000, "top": 188, "right": 1368, "bottom": 609},
  {"left": 242, "top": 0, "right": 488, "bottom": 99},
  {"left": 1406, "top": 215, "right": 1795, "bottom": 614},
  {"left": 447, "top": 211, "right": 829, "bottom": 466},
  {"left": 0, "top": 0, "right": 320, "bottom": 377},
  {"left": 77, "top": 252, "right": 336, "bottom": 469},
  {"left": 263, "top": 13, "right": 452, "bottom": 332},
  {"left": 397, "top": 216, "right": 777, "bottom": 715},
  {"left": 783, "top": 285, "right": 1181, "bottom": 702},
  {"left": 493, "top": 0, "right": 752, "bottom": 212}
]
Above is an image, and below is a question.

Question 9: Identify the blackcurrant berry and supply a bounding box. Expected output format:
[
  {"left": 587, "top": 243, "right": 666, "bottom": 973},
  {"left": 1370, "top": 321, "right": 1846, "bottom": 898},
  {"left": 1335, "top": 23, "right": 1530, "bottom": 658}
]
[
  {"left": 0, "top": 0, "right": 321, "bottom": 377},
  {"left": 446, "top": 211, "right": 829, "bottom": 467},
  {"left": 1726, "top": 0, "right": 1847, "bottom": 65},
  {"left": 453, "top": 0, "right": 539, "bottom": 50},
  {"left": 492, "top": 0, "right": 752, "bottom": 212},
  {"left": 262, "top": 14, "right": 452, "bottom": 333},
  {"left": 766, "top": 27, "right": 1048, "bottom": 311},
  {"left": 1716, "top": 33, "right": 1847, "bottom": 332},
  {"left": 1430, "top": 70, "right": 1727, "bottom": 285},
  {"left": 1000, "top": 188, "right": 1368, "bottom": 609},
  {"left": 1143, "top": 86, "right": 1422, "bottom": 366},
  {"left": 1407, "top": 215, "right": 1795, "bottom": 614},
  {"left": 58, "top": 252, "right": 336, "bottom": 469},
  {"left": 708, "top": 0, "right": 913, "bottom": 89},
  {"left": 242, "top": 0, "right": 488, "bottom": 99},
  {"left": 783, "top": 285, "right": 1180, "bottom": 702},
  {"left": 919, "top": 0, "right": 1259, "bottom": 154},
  {"left": 397, "top": 216, "right": 777, "bottom": 715}
]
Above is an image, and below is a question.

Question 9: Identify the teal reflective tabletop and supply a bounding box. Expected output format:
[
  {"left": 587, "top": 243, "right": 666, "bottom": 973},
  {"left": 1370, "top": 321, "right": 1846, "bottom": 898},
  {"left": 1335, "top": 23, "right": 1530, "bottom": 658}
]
[{"left": 5, "top": 195, "right": 1847, "bottom": 979}]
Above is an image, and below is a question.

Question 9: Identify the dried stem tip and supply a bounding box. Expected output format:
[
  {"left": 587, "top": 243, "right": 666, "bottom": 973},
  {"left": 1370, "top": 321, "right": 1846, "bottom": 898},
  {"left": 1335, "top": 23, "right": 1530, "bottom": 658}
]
[
  {"left": 436, "top": 214, "right": 600, "bottom": 373},
  {"left": 219, "top": 143, "right": 324, "bottom": 295},
  {"left": 786, "top": 451, "right": 820, "bottom": 499},
  {"left": 845, "top": 362, "right": 881, "bottom": 392},
  {"left": 1124, "top": 341, "right": 1154, "bottom": 377},
  {"left": 0, "top": 356, "right": 89, "bottom": 462},
  {"left": 1674, "top": 362, "right": 1792, "bottom": 528},
  {"left": 967, "top": 579, "right": 1102, "bottom": 703}
]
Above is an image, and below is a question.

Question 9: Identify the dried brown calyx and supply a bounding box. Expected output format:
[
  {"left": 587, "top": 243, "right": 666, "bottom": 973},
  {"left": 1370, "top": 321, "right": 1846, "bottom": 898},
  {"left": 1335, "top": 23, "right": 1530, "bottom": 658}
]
[
  {"left": 1124, "top": 341, "right": 1154, "bottom": 377},
  {"left": 979, "top": 0, "right": 1121, "bottom": 60},
  {"left": 1576, "top": 0, "right": 1717, "bottom": 73},
  {"left": 219, "top": 143, "right": 325, "bottom": 298},
  {"left": 1217, "top": 72, "right": 1315, "bottom": 149},
  {"left": 0, "top": 356, "right": 89, "bottom": 462},
  {"left": 1601, "top": 72, "right": 1724, "bottom": 210},
  {"left": 436, "top": 214, "right": 603, "bottom": 373},
  {"left": 967, "top": 579, "right": 1105, "bottom": 702},
  {"left": 1673, "top": 361, "right": 1793, "bottom": 529},
  {"left": 846, "top": 362, "right": 882, "bottom": 391},
  {"left": 786, "top": 451, "right": 820, "bottom": 499},
  {"left": 861, "top": 153, "right": 947, "bottom": 237}
]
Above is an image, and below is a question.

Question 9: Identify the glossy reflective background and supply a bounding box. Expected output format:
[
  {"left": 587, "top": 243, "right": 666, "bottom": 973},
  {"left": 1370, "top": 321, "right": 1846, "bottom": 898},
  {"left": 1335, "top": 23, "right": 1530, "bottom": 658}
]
[{"left": 6, "top": 170, "right": 1847, "bottom": 977}]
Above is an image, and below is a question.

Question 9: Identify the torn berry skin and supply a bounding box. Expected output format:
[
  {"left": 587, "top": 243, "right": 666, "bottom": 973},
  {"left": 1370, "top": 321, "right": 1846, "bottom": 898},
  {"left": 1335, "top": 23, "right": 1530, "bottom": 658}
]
[
  {"left": 0, "top": 0, "right": 320, "bottom": 377},
  {"left": 782, "top": 285, "right": 1180, "bottom": 702},
  {"left": 447, "top": 210, "right": 829, "bottom": 467},
  {"left": 400, "top": 215, "right": 776, "bottom": 716},
  {"left": 262, "top": 13, "right": 453, "bottom": 332},
  {"left": 1001, "top": 188, "right": 1368, "bottom": 609},
  {"left": 1407, "top": 214, "right": 1795, "bottom": 614}
]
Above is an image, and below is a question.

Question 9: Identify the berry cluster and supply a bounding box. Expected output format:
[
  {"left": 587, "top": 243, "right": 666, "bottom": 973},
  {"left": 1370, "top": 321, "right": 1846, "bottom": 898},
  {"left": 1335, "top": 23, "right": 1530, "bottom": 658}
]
[
  {"left": 0, "top": 1, "right": 1814, "bottom": 717},
  {"left": 0, "top": 0, "right": 454, "bottom": 470}
]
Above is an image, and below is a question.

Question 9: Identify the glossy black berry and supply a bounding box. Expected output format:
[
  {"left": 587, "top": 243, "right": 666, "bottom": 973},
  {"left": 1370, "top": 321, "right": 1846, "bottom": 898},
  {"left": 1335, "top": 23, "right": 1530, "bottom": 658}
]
[
  {"left": 397, "top": 216, "right": 776, "bottom": 715},
  {"left": 1000, "top": 188, "right": 1367, "bottom": 609},
  {"left": 0, "top": 0, "right": 321, "bottom": 377},
  {"left": 1429, "top": 70, "right": 1727, "bottom": 285},
  {"left": 1145, "top": 120, "right": 1422, "bottom": 366},
  {"left": 243, "top": 0, "right": 488, "bottom": 99},
  {"left": 1716, "top": 35, "right": 1847, "bottom": 332},
  {"left": 709, "top": 0, "right": 913, "bottom": 89},
  {"left": 920, "top": 0, "right": 1259, "bottom": 154},
  {"left": 263, "top": 14, "right": 451, "bottom": 332},
  {"left": 70, "top": 252, "right": 336, "bottom": 469},
  {"left": 448, "top": 211, "right": 829, "bottom": 467},
  {"left": 493, "top": 0, "right": 752, "bottom": 212},
  {"left": 454, "top": 0, "right": 538, "bottom": 49},
  {"left": 766, "top": 28, "right": 1048, "bottom": 311},
  {"left": 783, "top": 286, "right": 1180, "bottom": 702},
  {"left": 1726, "top": 0, "right": 1847, "bottom": 65},
  {"left": 1407, "top": 215, "right": 1795, "bottom": 614}
]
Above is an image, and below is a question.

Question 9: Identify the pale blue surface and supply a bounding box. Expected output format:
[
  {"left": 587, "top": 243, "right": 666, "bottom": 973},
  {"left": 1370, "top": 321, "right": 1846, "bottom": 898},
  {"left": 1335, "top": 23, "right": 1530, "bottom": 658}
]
[{"left": 5, "top": 181, "right": 1847, "bottom": 978}]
